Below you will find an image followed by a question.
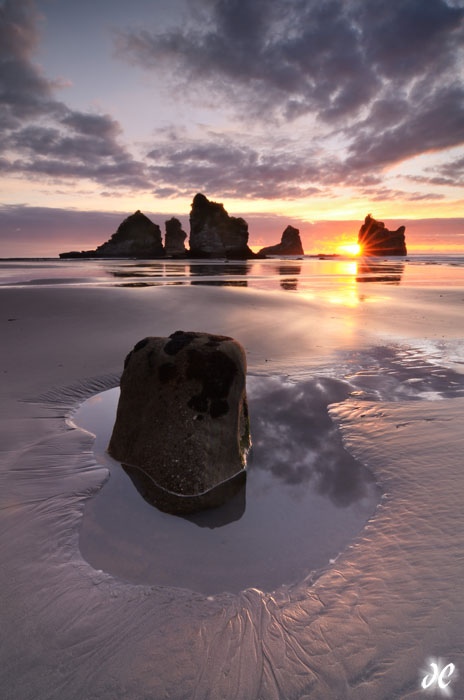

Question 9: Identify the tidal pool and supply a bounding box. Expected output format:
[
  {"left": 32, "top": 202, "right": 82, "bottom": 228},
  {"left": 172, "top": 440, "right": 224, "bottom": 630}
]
[{"left": 73, "top": 375, "right": 380, "bottom": 594}]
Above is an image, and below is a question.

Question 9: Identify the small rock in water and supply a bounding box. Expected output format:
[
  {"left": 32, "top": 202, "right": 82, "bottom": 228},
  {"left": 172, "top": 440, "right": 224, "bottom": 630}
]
[
  {"left": 258, "top": 225, "right": 304, "bottom": 256},
  {"left": 109, "top": 331, "right": 250, "bottom": 514}
]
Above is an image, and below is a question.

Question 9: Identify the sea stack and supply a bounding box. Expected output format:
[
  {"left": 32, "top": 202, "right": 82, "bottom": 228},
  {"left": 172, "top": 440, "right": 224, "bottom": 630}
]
[
  {"left": 164, "top": 217, "right": 187, "bottom": 258},
  {"left": 258, "top": 225, "right": 304, "bottom": 256},
  {"left": 108, "top": 331, "right": 250, "bottom": 514},
  {"left": 358, "top": 215, "right": 407, "bottom": 256},
  {"left": 189, "top": 193, "right": 255, "bottom": 259},
  {"left": 59, "top": 210, "right": 164, "bottom": 258}
]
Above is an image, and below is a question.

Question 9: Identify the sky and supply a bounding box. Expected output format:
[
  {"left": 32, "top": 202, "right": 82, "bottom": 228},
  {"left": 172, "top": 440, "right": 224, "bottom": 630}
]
[{"left": 1, "top": 0, "right": 463, "bottom": 256}]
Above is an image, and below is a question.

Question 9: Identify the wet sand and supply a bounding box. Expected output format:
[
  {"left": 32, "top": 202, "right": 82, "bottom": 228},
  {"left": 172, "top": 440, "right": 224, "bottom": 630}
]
[{"left": 1, "top": 257, "right": 463, "bottom": 699}]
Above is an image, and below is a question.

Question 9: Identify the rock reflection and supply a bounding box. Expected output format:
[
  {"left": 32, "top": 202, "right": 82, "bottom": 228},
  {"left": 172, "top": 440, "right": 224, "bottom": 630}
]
[
  {"left": 190, "top": 280, "right": 248, "bottom": 287},
  {"left": 111, "top": 270, "right": 157, "bottom": 278},
  {"left": 122, "top": 464, "right": 246, "bottom": 527},
  {"left": 248, "top": 376, "right": 375, "bottom": 507},
  {"left": 356, "top": 260, "right": 404, "bottom": 284},
  {"left": 277, "top": 264, "right": 301, "bottom": 291},
  {"left": 118, "top": 281, "right": 185, "bottom": 287},
  {"left": 188, "top": 263, "right": 249, "bottom": 277}
]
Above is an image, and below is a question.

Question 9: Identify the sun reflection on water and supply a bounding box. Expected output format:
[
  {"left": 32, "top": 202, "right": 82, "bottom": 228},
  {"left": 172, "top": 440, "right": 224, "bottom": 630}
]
[{"left": 326, "top": 261, "right": 359, "bottom": 307}]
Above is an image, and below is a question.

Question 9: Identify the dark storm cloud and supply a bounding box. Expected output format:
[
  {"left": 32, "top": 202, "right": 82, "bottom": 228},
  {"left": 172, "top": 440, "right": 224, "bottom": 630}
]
[
  {"left": 0, "top": 0, "right": 149, "bottom": 188},
  {"left": 119, "top": 0, "right": 464, "bottom": 178}
]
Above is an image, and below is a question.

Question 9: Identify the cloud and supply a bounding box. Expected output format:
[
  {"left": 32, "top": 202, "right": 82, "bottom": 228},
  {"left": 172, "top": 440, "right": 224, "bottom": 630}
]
[
  {"left": 1, "top": 0, "right": 463, "bottom": 201},
  {"left": 117, "top": 0, "right": 379, "bottom": 123},
  {"left": 147, "top": 134, "right": 326, "bottom": 198},
  {"left": 345, "top": 85, "right": 464, "bottom": 172},
  {"left": 359, "top": 186, "right": 446, "bottom": 202},
  {"left": 0, "top": 0, "right": 58, "bottom": 121},
  {"left": 405, "top": 154, "right": 464, "bottom": 188},
  {"left": 119, "top": 0, "right": 463, "bottom": 117},
  {"left": 118, "top": 0, "right": 464, "bottom": 180},
  {"left": 0, "top": 0, "right": 149, "bottom": 189}
]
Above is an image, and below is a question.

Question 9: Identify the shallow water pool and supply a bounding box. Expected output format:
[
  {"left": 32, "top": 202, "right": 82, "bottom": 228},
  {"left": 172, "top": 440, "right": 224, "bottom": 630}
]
[{"left": 73, "top": 375, "right": 380, "bottom": 594}]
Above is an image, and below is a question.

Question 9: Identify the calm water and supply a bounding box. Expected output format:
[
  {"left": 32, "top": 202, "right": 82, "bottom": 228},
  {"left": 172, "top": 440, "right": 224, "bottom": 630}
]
[
  {"left": 1, "top": 253, "right": 464, "bottom": 292},
  {"left": 73, "top": 376, "right": 380, "bottom": 594}
]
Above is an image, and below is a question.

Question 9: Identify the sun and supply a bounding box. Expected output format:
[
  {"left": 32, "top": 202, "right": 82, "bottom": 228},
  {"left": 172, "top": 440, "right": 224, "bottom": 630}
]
[{"left": 337, "top": 243, "right": 361, "bottom": 256}]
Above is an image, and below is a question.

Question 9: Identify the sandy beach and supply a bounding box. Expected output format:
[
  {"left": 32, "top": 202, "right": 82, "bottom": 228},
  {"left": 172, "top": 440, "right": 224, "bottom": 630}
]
[{"left": 1, "top": 256, "right": 464, "bottom": 699}]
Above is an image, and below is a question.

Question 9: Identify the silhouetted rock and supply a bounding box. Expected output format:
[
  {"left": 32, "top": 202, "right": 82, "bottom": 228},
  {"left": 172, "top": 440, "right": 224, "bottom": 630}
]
[
  {"left": 164, "top": 217, "right": 187, "bottom": 257},
  {"left": 258, "top": 225, "right": 304, "bottom": 256},
  {"left": 358, "top": 214, "right": 407, "bottom": 256},
  {"left": 59, "top": 211, "right": 164, "bottom": 259},
  {"left": 108, "top": 331, "right": 250, "bottom": 515},
  {"left": 189, "top": 193, "right": 256, "bottom": 259}
]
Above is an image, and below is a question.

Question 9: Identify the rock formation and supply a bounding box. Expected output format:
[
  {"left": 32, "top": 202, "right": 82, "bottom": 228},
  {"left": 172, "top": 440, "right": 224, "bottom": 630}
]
[
  {"left": 108, "top": 331, "right": 250, "bottom": 514},
  {"left": 164, "top": 217, "right": 187, "bottom": 258},
  {"left": 60, "top": 211, "right": 164, "bottom": 259},
  {"left": 358, "top": 214, "right": 407, "bottom": 256},
  {"left": 258, "top": 225, "right": 304, "bottom": 256},
  {"left": 189, "top": 193, "right": 255, "bottom": 259}
]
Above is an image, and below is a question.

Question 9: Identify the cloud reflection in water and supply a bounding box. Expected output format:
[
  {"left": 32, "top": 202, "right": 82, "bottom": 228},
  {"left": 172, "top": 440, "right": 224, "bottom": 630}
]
[{"left": 248, "top": 376, "right": 374, "bottom": 507}]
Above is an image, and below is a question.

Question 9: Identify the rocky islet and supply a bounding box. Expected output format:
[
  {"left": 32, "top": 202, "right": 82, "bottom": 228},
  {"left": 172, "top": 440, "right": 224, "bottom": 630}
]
[
  {"left": 358, "top": 214, "right": 407, "bottom": 256},
  {"left": 60, "top": 196, "right": 407, "bottom": 259},
  {"left": 258, "top": 225, "right": 304, "bottom": 256}
]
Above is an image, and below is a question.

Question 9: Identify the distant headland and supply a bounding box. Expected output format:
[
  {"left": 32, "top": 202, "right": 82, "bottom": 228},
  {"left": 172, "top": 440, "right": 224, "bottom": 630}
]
[{"left": 59, "top": 194, "right": 407, "bottom": 259}]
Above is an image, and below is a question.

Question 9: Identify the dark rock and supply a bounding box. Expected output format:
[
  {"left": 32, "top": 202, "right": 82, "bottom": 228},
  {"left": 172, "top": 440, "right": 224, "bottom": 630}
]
[
  {"left": 164, "top": 217, "right": 187, "bottom": 258},
  {"left": 358, "top": 214, "right": 407, "bottom": 256},
  {"left": 58, "top": 250, "right": 94, "bottom": 258},
  {"left": 108, "top": 331, "right": 250, "bottom": 514},
  {"left": 258, "top": 225, "right": 304, "bottom": 256},
  {"left": 189, "top": 193, "right": 256, "bottom": 259},
  {"left": 121, "top": 462, "right": 246, "bottom": 519},
  {"left": 59, "top": 211, "right": 164, "bottom": 259}
]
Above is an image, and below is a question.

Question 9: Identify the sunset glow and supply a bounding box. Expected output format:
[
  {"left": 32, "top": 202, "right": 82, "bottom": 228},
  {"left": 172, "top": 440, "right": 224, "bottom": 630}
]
[
  {"left": 336, "top": 243, "right": 361, "bottom": 256},
  {"left": 0, "top": 1, "right": 463, "bottom": 256}
]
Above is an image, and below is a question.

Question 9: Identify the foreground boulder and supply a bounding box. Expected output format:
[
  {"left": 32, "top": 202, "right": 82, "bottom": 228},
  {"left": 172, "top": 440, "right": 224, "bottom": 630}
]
[
  {"left": 258, "top": 225, "right": 304, "bottom": 256},
  {"left": 358, "top": 214, "right": 407, "bottom": 256},
  {"left": 108, "top": 331, "right": 250, "bottom": 514},
  {"left": 164, "top": 217, "right": 187, "bottom": 257},
  {"left": 60, "top": 210, "right": 164, "bottom": 259},
  {"left": 189, "top": 193, "right": 256, "bottom": 259}
]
